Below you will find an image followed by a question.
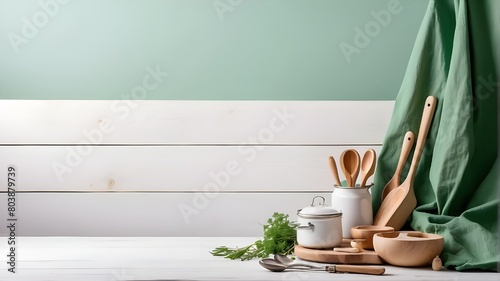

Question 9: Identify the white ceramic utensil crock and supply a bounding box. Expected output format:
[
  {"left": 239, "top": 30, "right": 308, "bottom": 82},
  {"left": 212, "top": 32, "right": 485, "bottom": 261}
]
[
  {"left": 296, "top": 196, "right": 343, "bottom": 249},
  {"left": 331, "top": 185, "right": 373, "bottom": 238}
]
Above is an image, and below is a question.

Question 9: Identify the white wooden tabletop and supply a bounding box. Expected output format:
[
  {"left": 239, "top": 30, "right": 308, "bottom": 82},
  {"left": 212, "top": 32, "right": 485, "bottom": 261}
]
[{"left": 0, "top": 237, "right": 497, "bottom": 281}]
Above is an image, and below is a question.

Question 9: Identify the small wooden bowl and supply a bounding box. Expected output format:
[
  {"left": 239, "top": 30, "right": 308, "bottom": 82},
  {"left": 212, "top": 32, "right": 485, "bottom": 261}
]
[
  {"left": 373, "top": 231, "right": 444, "bottom": 267},
  {"left": 350, "top": 225, "right": 394, "bottom": 249}
]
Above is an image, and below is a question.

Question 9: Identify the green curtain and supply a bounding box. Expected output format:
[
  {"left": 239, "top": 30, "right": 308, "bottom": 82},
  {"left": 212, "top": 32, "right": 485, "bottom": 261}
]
[{"left": 371, "top": 0, "right": 498, "bottom": 271}]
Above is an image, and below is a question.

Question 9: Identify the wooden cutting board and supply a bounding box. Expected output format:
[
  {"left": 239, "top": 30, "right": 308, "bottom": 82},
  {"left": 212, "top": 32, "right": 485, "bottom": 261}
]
[{"left": 294, "top": 240, "right": 384, "bottom": 265}]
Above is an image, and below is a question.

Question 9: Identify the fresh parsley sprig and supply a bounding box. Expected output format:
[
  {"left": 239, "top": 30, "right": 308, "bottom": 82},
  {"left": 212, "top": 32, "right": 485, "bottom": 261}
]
[{"left": 210, "top": 212, "right": 297, "bottom": 261}]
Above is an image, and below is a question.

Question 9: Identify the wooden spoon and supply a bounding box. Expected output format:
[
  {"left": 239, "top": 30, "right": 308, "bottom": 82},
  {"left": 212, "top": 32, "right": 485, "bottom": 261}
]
[
  {"left": 360, "top": 149, "right": 376, "bottom": 187},
  {"left": 340, "top": 149, "right": 360, "bottom": 187},
  {"left": 381, "top": 131, "right": 415, "bottom": 200},
  {"left": 374, "top": 96, "right": 437, "bottom": 230},
  {"left": 351, "top": 150, "right": 361, "bottom": 187},
  {"left": 328, "top": 156, "right": 342, "bottom": 186}
]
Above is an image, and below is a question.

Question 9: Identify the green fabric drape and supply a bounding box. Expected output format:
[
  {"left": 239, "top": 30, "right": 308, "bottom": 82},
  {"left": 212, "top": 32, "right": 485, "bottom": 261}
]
[{"left": 371, "top": 0, "right": 498, "bottom": 271}]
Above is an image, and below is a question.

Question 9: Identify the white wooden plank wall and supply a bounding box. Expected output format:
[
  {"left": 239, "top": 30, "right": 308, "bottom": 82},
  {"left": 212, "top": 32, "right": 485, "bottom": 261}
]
[
  {"left": 0, "top": 100, "right": 394, "bottom": 236},
  {"left": 0, "top": 100, "right": 390, "bottom": 145}
]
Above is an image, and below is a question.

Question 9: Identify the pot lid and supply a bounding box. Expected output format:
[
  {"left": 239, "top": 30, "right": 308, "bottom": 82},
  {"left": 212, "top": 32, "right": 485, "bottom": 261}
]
[{"left": 297, "top": 196, "right": 342, "bottom": 217}]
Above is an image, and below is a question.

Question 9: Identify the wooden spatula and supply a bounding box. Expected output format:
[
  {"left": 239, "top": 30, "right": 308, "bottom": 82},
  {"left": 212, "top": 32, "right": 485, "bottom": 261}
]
[
  {"left": 374, "top": 96, "right": 437, "bottom": 230},
  {"left": 381, "top": 131, "right": 415, "bottom": 201}
]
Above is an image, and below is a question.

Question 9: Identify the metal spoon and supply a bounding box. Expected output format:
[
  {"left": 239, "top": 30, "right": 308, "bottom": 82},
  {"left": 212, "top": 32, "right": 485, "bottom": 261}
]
[
  {"left": 360, "top": 149, "right": 376, "bottom": 187},
  {"left": 260, "top": 258, "right": 317, "bottom": 271},
  {"left": 260, "top": 257, "right": 385, "bottom": 275},
  {"left": 274, "top": 254, "right": 304, "bottom": 266},
  {"left": 340, "top": 149, "right": 360, "bottom": 187}
]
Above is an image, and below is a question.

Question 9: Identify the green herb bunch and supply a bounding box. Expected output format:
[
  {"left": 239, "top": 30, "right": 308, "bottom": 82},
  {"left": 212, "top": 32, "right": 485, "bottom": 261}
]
[{"left": 210, "top": 212, "right": 297, "bottom": 261}]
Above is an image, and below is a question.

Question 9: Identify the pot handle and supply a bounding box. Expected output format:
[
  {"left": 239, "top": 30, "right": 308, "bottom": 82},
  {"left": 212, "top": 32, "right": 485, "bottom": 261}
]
[{"left": 296, "top": 222, "right": 314, "bottom": 230}]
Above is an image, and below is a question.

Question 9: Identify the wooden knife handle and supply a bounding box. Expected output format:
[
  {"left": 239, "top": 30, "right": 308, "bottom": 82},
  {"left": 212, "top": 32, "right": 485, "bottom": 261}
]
[{"left": 333, "top": 264, "right": 385, "bottom": 275}]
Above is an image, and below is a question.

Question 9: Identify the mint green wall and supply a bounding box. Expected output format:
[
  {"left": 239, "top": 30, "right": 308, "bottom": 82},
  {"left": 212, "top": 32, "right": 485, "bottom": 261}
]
[{"left": 0, "top": 0, "right": 430, "bottom": 100}]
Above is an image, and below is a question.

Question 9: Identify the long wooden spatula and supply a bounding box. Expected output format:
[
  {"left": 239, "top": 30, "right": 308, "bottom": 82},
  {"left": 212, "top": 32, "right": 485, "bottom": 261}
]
[
  {"left": 374, "top": 96, "right": 437, "bottom": 230},
  {"left": 381, "top": 131, "right": 415, "bottom": 201}
]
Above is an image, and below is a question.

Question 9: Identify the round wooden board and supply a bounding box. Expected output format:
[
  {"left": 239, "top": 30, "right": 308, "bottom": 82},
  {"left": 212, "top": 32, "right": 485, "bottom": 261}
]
[{"left": 294, "top": 245, "right": 384, "bottom": 265}]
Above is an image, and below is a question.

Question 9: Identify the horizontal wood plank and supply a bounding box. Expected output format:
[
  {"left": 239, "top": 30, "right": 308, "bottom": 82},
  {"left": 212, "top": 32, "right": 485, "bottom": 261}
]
[
  {"left": 0, "top": 192, "right": 333, "bottom": 237},
  {"left": 0, "top": 100, "right": 393, "bottom": 145},
  {"left": 0, "top": 145, "right": 381, "bottom": 191}
]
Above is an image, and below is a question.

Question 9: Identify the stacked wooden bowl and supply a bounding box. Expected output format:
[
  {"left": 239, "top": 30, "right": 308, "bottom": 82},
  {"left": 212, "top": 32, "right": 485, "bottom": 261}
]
[{"left": 372, "top": 231, "right": 444, "bottom": 267}]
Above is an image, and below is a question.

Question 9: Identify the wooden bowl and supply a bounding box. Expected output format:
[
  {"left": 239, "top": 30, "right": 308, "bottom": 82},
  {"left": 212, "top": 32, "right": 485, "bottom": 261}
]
[
  {"left": 350, "top": 225, "right": 394, "bottom": 249},
  {"left": 373, "top": 231, "right": 444, "bottom": 267}
]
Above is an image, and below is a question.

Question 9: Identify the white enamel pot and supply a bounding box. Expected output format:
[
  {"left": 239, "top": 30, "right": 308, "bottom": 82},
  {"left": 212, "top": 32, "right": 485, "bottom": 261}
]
[{"left": 296, "top": 196, "right": 343, "bottom": 249}]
